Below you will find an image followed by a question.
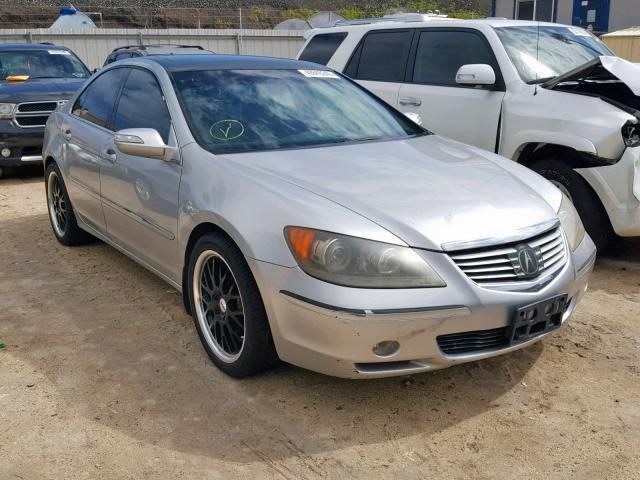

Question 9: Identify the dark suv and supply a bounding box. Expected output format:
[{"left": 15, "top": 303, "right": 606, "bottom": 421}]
[
  {"left": 103, "top": 44, "right": 212, "bottom": 66},
  {"left": 0, "top": 43, "right": 89, "bottom": 178}
]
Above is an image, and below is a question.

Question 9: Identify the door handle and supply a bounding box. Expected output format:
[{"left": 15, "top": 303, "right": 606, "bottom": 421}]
[
  {"left": 399, "top": 97, "right": 422, "bottom": 106},
  {"left": 101, "top": 148, "right": 117, "bottom": 163},
  {"left": 62, "top": 128, "right": 72, "bottom": 141}
]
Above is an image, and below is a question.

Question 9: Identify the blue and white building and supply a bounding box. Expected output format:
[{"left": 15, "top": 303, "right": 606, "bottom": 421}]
[{"left": 491, "top": 0, "right": 640, "bottom": 33}]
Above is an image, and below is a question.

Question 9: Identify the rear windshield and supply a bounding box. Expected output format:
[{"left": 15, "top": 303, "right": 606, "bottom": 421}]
[
  {"left": 299, "top": 33, "right": 348, "bottom": 65},
  {"left": 0, "top": 49, "right": 89, "bottom": 80},
  {"left": 171, "top": 68, "right": 426, "bottom": 155}
]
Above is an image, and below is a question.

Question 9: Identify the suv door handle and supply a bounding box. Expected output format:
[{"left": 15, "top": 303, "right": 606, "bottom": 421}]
[
  {"left": 101, "top": 148, "right": 117, "bottom": 163},
  {"left": 62, "top": 128, "right": 72, "bottom": 141},
  {"left": 399, "top": 97, "right": 422, "bottom": 106}
]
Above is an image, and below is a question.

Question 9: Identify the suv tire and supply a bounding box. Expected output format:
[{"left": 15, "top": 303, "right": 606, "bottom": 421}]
[{"left": 532, "top": 158, "right": 612, "bottom": 250}]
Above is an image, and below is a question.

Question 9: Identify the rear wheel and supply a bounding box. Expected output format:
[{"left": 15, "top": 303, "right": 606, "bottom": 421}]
[
  {"left": 45, "top": 163, "right": 92, "bottom": 246},
  {"left": 531, "top": 158, "right": 612, "bottom": 250},
  {"left": 187, "top": 232, "right": 277, "bottom": 377}
]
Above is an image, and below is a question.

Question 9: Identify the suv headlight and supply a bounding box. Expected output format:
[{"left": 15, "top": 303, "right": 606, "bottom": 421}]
[
  {"left": 622, "top": 121, "right": 640, "bottom": 147},
  {"left": 284, "top": 226, "right": 446, "bottom": 288},
  {"left": 0, "top": 103, "right": 16, "bottom": 119},
  {"left": 557, "top": 194, "right": 585, "bottom": 251}
]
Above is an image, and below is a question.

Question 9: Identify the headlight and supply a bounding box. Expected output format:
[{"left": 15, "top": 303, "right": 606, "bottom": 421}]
[
  {"left": 0, "top": 103, "right": 15, "bottom": 118},
  {"left": 284, "top": 226, "right": 446, "bottom": 288},
  {"left": 622, "top": 121, "right": 640, "bottom": 148},
  {"left": 557, "top": 194, "right": 585, "bottom": 251}
]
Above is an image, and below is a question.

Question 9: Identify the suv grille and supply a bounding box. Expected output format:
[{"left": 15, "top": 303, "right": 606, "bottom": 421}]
[
  {"left": 14, "top": 101, "right": 60, "bottom": 128},
  {"left": 449, "top": 227, "right": 566, "bottom": 285},
  {"left": 437, "top": 327, "right": 509, "bottom": 355}
]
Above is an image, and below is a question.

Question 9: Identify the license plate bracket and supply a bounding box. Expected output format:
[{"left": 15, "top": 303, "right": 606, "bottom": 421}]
[{"left": 509, "top": 294, "right": 568, "bottom": 345}]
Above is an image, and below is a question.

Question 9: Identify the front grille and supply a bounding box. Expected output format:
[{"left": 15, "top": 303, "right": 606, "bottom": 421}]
[
  {"left": 448, "top": 227, "right": 566, "bottom": 285},
  {"left": 14, "top": 101, "right": 60, "bottom": 128},
  {"left": 14, "top": 115, "right": 50, "bottom": 127},
  {"left": 17, "top": 102, "right": 58, "bottom": 113},
  {"left": 437, "top": 327, "right": 509, "bottom": 355}
]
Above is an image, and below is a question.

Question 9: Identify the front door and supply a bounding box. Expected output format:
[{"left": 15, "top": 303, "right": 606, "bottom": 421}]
[
  {"left": 99, "top": 67, "right": 181, "bottom": 280},
  {"left": 64, "top": 68, "right": 128, "bottom": 231},
  {"left": 572, "top": 0, "right": 610, "bottom": 33},
  {"left": 397, "top": 29, "right": 505, "bottom": 152}
]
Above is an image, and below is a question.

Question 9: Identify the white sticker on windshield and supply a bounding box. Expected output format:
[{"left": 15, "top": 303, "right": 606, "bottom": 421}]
[
  {"left": 298, "top": 69, "right": 339, "bottom": 79},
  {"left": 568, "top": 27, "right": 591, "bottom": 37},
  {"left": 48, "top": 50, "right": 71, "bottom": 55}
]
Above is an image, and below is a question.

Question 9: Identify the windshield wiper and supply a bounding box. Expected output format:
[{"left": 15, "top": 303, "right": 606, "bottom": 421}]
[{"left": 527, "top": 76, "right": 557, "bottom": 85}]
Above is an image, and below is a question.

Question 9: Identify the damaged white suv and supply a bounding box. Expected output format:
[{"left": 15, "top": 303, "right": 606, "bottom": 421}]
[{"left": 298, "top": 19, "right": 640, "bottom": 249}]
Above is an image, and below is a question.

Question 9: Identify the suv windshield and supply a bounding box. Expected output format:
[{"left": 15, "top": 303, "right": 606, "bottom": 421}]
[
  {"left": 171, "top": 69, "right": 425, "bottom": 154},
  {"left": 0, "top": 49, "right": 89, "bottom": 80},
  {"left": 495, "top": 26, "right": 612, "bottom": 83}
]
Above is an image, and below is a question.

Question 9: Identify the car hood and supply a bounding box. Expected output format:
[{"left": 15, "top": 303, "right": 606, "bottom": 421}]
[
  {"left": 0, "top": 77, "right": 87, "bottom": 102},
  {"left": 223, "top": 135, "right": 560, "bottom": 251},
  {"left": 543, "top": 55, "right": 640, "bottom": 95}
]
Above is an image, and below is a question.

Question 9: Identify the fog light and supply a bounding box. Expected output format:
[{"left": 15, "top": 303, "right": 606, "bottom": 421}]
[
  {"left": 373, "top": 340, "right": 399, "bottom": 357},
  {"left": 1, "top": 148, "right": 10, "bottom": 158}
]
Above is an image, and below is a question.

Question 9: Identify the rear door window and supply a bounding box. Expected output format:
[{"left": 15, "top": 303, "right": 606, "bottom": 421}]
[
  {"left": 72, "top": 68, "right": 128, "bottom": 129},
  {"left": 412, "top": 30, "right": 496, "bottom": 86},
  {"left": 113, "top": 68, "right": 172, "bottom": 143},
  {"left": 299, "top": 33, "right": 348, "bottom": 65},
  {"left": 346, "top": 30, "right": 413, "bottom": 82}
]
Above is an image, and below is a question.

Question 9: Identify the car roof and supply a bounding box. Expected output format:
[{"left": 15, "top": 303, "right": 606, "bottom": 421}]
[
  {"left": 310, "top": 18, "right": 570, "bottom": 35},
  {"left": 145, "top": 54, "right": 329, "bottom": 72},
  {"left": 0, "top": 43, "right": 69, "bottom": 51}
]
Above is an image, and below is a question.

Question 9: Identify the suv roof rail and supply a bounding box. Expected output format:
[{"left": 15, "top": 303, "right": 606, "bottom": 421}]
[
  {"left": 39, "top": 42, "right": 55, "bottom": 45},
  {"left": 110, "top": 44, "right": 205, "bottom": 53},
  {"left": 332, "top": 12, "right": 450, "bottom": 27}
]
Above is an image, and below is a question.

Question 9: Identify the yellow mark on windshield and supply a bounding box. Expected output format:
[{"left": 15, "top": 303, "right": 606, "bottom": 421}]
[
  {"left": 209, "top": 119, "right": 244, "bottom": 141},
  {"left": 6, "top": 75, "right": 29, "bottom": 81}
]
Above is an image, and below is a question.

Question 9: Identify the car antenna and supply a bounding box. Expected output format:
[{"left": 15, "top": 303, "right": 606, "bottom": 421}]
[{"left": 534, "top": 20, "right": 541, "bottom": 95}]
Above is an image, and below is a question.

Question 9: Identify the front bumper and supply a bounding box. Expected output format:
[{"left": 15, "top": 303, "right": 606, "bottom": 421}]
[
  {"left": 0, "top": 120, "right": 44, "bottom": 166},
  {"left": 249, "top": 234, "right": 596, "bottom": 378},
  {"left": 578, "top": 146, "right": 640, "bottom": 237}
]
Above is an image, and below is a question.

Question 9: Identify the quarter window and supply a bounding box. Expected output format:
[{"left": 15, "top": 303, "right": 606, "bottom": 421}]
[
  {"left": 412, "top": 31, "right": 495, "bottom": 87},
  {"left": 113, "top": 68, "right": 171, "bottom": 143},
  {"left": 72, "top": 68, "right": 128, "bottom": 129},
  {"left": 299, "top": 33, "right": 348, "bottom": 65},
  {"left": 348, "top": 30, "right": 412, "bottom": 82}
]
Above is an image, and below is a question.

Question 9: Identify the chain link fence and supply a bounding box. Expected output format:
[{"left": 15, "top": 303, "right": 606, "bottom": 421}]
[{"left": 0, "top": 2, "right": 491, "bottom": 29}]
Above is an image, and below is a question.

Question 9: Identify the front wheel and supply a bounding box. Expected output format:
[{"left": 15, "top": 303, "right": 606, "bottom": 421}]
[
  {"left": 45, "top": 163, "right": 92, "bottom": 246},
  {"left": 187, "top": 232, "right": 277, "bottom": 377},
  {"left": 531, "top": 158, "right": 612, "bottom": 251}
]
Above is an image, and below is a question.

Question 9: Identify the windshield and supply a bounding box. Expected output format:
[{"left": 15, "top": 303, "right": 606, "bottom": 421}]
[
  {"left": 0, "top": 49, "right": 89, "bottom": 80},
  {"left": 171, "top": 69, "right": 426, "bottom": 154},
  {"left": 495, "top": 26, "right": 612, "bottom": 83}
]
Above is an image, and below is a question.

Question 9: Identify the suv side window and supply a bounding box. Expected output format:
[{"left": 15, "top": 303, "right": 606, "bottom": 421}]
[
  {"left": 347, "top": 30, "right": 412, "bottom": 82},
  {"left": 412, "top": 30, "right": 496, "bottom": 87},
  {"left": 72, "top": 68, "right": 128, "bottom": 129},
  {"left": 299, "top": 33, "right": 348, "bottom": 65},
  {"left": 113, "top": 68, "right": 171, "bottom": 143}
]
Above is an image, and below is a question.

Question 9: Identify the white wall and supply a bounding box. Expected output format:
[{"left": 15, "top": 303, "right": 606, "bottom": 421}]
[{"left": 0, "top": 28, "right": 305, "bottom": 69}]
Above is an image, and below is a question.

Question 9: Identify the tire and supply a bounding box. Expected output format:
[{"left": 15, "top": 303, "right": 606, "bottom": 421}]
[
  {"left": 531, "top": 158, "right": 612, "bottom": 251},
  {"left": 0, "top": 166, "right": 4, "bottom": 179},
  {"left": 45, "top": 163, "right": 93, "bottom": 246},
  {"left": 187, "top": 232, "right": 277, "bottom": 378}
]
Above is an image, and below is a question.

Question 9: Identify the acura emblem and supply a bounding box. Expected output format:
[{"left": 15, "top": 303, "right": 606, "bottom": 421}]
[{"left": 511, "top": 245, "right": 541, "bottom": 278}]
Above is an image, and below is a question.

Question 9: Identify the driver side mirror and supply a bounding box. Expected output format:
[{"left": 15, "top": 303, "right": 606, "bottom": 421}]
[
  {"left": 455, "top": 64, "right": 496, "bottom": 87},
  {"left": 114, "top": 128, "right": 176, "bottom": 162}
]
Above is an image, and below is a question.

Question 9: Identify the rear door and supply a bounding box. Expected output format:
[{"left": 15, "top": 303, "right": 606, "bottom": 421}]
[
  {"left": 99, "top": 67, "right": 181, "bottom": 279},
  {"left": 343, "top": 29, "right": 413, "bottom": 106},
  {"left": 63, "top": 68, "right": 128, "bottom": 231},
  {"left": 397, "top": 28, "right": 505, "bottom": 151}
]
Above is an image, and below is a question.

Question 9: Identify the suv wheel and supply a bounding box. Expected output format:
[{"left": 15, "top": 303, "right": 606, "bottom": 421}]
[
  {"left": 187, "top": 232, "right": 277, "bottom": 377},
  {"left": 45, "top": 163, "right": 93, "bottom": 246},
  {"left": 532, "top": 158, "right": 612, "bottom": 250}
]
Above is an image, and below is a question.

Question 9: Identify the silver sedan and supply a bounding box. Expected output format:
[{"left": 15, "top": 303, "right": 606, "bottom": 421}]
[{"left": 42, "top": 55, "right": 596, "bottom": 378}]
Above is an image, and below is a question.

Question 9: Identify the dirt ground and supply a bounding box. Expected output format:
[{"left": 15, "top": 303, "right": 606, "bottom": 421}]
[{"left": 0, "top": 168, "right": 639, "bottom": 480}]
